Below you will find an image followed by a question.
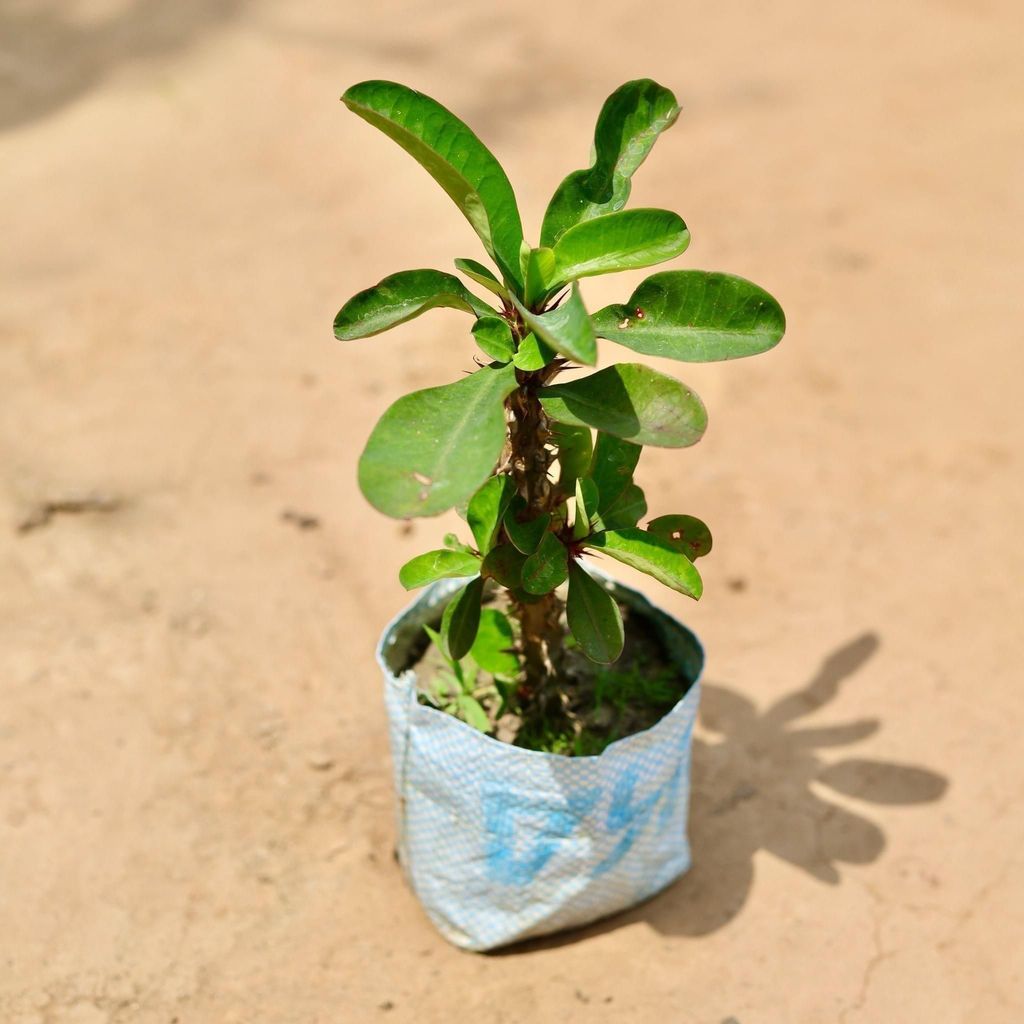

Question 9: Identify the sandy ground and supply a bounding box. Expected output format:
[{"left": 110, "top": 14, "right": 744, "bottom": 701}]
[{"left": 2, "top": 0, "right": 1023, "bottom": 1020}]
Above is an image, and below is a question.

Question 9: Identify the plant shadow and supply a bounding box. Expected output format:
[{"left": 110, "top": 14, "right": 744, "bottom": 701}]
[
  {"left": 500, "top": 632, "right": 949, "bottom": 952},
  {"left": 0, "top": 0, "right": 248, "bottom": 132}
]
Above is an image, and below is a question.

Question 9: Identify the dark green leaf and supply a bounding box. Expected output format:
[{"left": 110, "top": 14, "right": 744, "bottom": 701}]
[
  {"left": 471, "top": 316, "right": 515, "bottom": 362},
  {"left": 521, "top": 531, "right": 569, "bottom": 595},
  {"left": 540, "top": 79, "right": 681, "bottom": 247},
  {"left": 398, "top": 549, "right": 481, "bottom": 590},
  {"left": 595, "top": 482, "right": 647, "bottom": 531},
  {"left": 591, "top": 271, "right": 786, "bottom": 362},
  {"left": 467, "top": 474, "right": 516, "bottom": 554},
  {"left": 455, "top": 257, "right": 508, "bottom": 299},
  {"left": 566, "top": 562, "right": 624, "bottom": 664},
  {"left": 574, "top": 477, "right": 599, "bottom": 539},
  {"left": 585, "top": 527, "right": 702, "bottom": 599},
  {"left": 503, "top": 497, "right": 551, "bottom": 554},
  {"left": 647, "top": 514, "right": 713, "bottom": 560},
  {"left": 480, "top": 543, "right": 526, "bottom": 587},
  {"left": 470, "top": 608, "right": 520, "bottom": 678},
  {"left": 334, "top": 269, "right": 489, "bottom": 339},
  {"left": 552, "top": 422, "right": 592, "bottom": 490},
  {"left": 588, "top": 432, "right": 641, "bottom": 510},
  {"left": 358, "top": 362, "right": 517, "bottom": 517},
  {"left": 512, "top": 332, "right": 557, "bottom": 371},
  {"left": 510, "top": 284, "right": 597, "bottom": 366},
  {"left": 552, "top": 209, "right": 689, "bottom": 286},
  {"left": 343, "top": 80, "right": 525, "bottom": 287},
  {"left": 440, "top": 576, "right": 484, "bottom": 660},
  {"left": 539, "top": 363, "right": 707, "bottom": 448}
]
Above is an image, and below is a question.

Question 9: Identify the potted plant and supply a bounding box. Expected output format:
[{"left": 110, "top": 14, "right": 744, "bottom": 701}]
[{"left": 334, "top": 78, "right": 785, "bottom": 951}]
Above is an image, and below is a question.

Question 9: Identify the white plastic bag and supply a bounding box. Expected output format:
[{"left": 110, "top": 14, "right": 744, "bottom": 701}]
[{"left": 376, "top": 573, "right": 703, "bottom": 951}]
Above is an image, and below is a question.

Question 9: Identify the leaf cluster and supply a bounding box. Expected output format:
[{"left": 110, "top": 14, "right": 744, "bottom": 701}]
[{"left": 335, "top": 78, "right": 785, "bottom": 676}]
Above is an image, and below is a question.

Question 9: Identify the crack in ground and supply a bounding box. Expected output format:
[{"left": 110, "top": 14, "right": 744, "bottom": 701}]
[{"left": 16, "top": 494, "right": 123, "bottom": 533}]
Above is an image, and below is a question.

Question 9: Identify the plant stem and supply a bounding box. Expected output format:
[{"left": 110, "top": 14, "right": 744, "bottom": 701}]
[{"left": 504, "top": 363, "right": 567, "bottom": 719}]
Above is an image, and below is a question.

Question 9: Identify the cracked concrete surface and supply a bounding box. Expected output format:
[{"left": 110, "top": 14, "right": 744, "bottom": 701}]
[{"left": 2, "top": 0, "right": 1023, "bottom": 1021}]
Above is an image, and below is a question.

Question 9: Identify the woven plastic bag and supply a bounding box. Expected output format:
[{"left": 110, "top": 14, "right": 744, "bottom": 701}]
[{"left": 376, "top": 573, "right": 704, "bottom": 951}]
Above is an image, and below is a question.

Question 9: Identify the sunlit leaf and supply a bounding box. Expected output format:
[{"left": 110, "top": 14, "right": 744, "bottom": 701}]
[
  {"left": 524, "top": 247, "right": 557, "bottom": 307},
  {"left": 358, "top": 362, "right": 517, "bottom": 517},
  {"left": 343, "top": 80, "right": 525, "bottom": 286},
  {"left": 585, "top": 527, "right": 702, "bottom": 598},
  {"left": 470, "top": 608, "right": 520, "bottom": 678},
  {"left": 566, "top": 562, "right": 624, "bottom": 664},
  {"left": 539, "top": 363, "right": 707, "bottom": 448},
  {"left": 398, "top": 549, "right": 480, "bottom": 590},
  {"left": 647, "top": 514, "right": 713, "bottom": 560},
  {"left": 591, "top": 271, "right": 786, "bottom": 362},
  {"left": 552, "top": 209, "right": 689, "bottom": 286},
  {"left": 573, "top": 477, "right": 599, "bottom": 539},
  {"left": 423, "top": 623, "right": 456, "bottom": 674},
  {"left": 540, "top": 79, "right": 680, "bottom": 247},
  {"left": 512, "top": 332, "right": 557, "bottom": 371},
  {"left": 455, "top": 257, "right": 508, "bottom": 299},
  {"left": 510, "top": 284, "right": 597, "bottom": 366},
  {"left": 334, "top": 269, "right": 490, "bottom": 339},
  {"left": 467, "top": 474, "right": 516, "bottom": 554},
  {"left": 471, "top": 316, "right": 515, "bottom": 363},
  {"left": 551, "top": 422, "right": 592, "bottom": 490},
  {"left": 456, "top": 693, "right": 492, "bottom": 732}
]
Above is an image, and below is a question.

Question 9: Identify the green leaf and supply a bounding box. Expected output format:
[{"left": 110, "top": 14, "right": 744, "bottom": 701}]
[
  {"left": 595, "top": 482, "right": 647, "bottom": 531},
  {"left": 588, "top": 432, "right": 641, "bottom": 511},
  {"left": 470, "top": 608, "right": 520, "bottom": 678},
  {"left": 440, "top": 576, "right": 484, "bottom": 660},
  {"left": 574, "top": 477, "right": 599, "bottom": 540},
  {"left": 540, "top": 79, "right": 681, "bottom": 247},
  {"left": 552, "top": 422, "right": 592, "bottom": 490},
  {"left": 521, "top": 531, "right": 569, "bottom": 595},
  {"left": 512, "top": 332, "right": 557, "bottom": 371},
  {"left": 552, "top": 209, "right": 689, "bottom": 286},
  {"left": 471, "top": 316, "right": 515, "bottom": 363},
  {"left": 503, "top": 497, "right": 551, "bottom": 554},
  {"left": 539, "top": 363, "right": 707, "bottom": 448},
  {"left": 585, "top": 527, "right": 702, "bottom": 599},
  {"left": 647, "top": 514, "right": 713, "bottom": 560},
  {"left": 443, "top": 532, "right": 474, "bottom": 554},
  {"left": 398, "top": 549, "right": 481, "bottom": 590},
  {"left": 358, "top": 362, "right": 518, "bottom": 518},
  {"left": 590, "top": 271, "right": 786, "bottom": 362},
  {"left": 480, "top": 543, "right": 526, "bottom": 587},
  {"left": 455, "top": 257, "right": 508, "bottom": 300},
  {"left": 509, "top": 284, "right": 597, "bottom": 366},
  {"left": 456, "top": 693, "right": 492, "bottom": 732},
  {"left": 524, "top": 247, "right": 558, "bottom": 306},
  {"left": 334, "top": 269, "right": 489, "bottom": 339},
  {"left": 566, "top": 562, "right": 624, "bottom": 664},
  {"left": 467, "top": 474, "right": 516, "bottom": 554},
  {"left": 343, "top": 80, "right": 525, "bottom": 287},
  {"left": 423, "top": 622, "right": 456, "bottom": 672}
]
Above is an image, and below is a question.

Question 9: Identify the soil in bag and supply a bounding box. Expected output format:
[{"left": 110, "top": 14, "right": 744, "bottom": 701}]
[{"left": 405, "top": 591, "right": 698, "bottom": 757}]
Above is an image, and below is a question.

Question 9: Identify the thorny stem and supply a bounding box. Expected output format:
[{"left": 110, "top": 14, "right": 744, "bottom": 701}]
[{"left": 500, "top": 307, "right": 570, "bottom": 723}]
